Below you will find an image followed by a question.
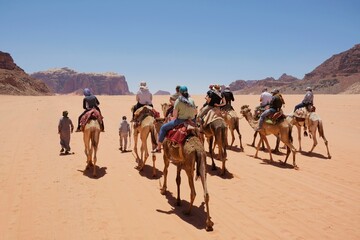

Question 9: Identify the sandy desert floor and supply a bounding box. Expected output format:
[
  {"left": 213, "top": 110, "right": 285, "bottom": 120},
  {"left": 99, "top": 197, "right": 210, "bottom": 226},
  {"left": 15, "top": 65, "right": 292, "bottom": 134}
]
[{"left": 0, "top": 94, "right": 359, "bottom": 240}]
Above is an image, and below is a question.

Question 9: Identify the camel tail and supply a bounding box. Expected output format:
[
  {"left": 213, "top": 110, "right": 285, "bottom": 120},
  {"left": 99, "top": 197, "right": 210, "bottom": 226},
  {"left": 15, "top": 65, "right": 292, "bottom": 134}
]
[
  {"left": 195, "top": 150, "right": 201, "bottom": 180},
  {"left": 288, "top": 127, "right": 293, "bottom": 143},
  {"left": 222, "top": 125, "right": 227, "bottom": 158},
  {"left": 318, "top": 119, "right": 325, "bottom": 139}
]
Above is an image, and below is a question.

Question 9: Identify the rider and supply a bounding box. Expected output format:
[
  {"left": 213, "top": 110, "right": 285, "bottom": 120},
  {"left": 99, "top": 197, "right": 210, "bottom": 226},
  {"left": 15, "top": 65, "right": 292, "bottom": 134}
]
[
  {"left": 131, "top": 81, "right": 153, "bottom": 121},
  {"left": 197, "top": 84, "right": 225, "bottom": 120},
  {"left": 76, "top": 88, "right": 104, "bottom": 132},
  {"left": 165, "top": 85, "right": 181, "bottom": 118},
  {"left": 294, "top": 86, "right": 314, "bottom": 112},
  {"left": 259, "top": 87, "right": 272, "bottom": 108},
  {"left": 221, "top": 85, "right": 235, "bottom": 111},
  {"left": 256, "top": 88, "right": 284, "bottom": 131},
  {"left": 151, "top": 85, "right": 197, "bottom": 153}
]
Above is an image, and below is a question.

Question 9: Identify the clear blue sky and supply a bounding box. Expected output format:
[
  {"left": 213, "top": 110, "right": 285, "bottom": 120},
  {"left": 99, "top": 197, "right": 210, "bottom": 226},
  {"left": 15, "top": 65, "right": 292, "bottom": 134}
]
[{"left": 1, "top": 0, "right": 359, "bottom": 94}]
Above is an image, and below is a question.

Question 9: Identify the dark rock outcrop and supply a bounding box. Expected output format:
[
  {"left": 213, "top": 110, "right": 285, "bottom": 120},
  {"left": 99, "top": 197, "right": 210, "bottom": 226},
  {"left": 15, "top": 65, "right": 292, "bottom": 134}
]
[
  {"left": 0, "top": 51, "right": 51, "bottom": 95},
  {"left": 31, "top": 67, "right": 131, "bottom": 95}
]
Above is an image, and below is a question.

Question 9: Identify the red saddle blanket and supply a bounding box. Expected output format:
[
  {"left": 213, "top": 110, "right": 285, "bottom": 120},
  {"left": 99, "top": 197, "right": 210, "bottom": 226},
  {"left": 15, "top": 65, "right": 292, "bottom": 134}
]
[{"left": 166, "top": 121, "right": 196, "bottom": 144}]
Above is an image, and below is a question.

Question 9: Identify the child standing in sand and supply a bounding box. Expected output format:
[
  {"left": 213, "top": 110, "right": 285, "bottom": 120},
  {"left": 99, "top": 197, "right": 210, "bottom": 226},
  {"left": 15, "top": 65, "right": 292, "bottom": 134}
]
[
  {"left": 58, "top": 111, "right": 74, "bottom": 154},
  {"left": 119, "top": 116, "right": 131, "bottom": 152}
]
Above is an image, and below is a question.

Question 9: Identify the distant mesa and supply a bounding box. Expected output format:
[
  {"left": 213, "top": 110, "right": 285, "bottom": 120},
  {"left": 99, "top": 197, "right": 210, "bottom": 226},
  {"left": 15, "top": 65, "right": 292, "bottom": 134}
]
[
  {"left": 154, "top": 90, "right": 170, "bottom": 95},
  {"left": 31, "top": 67, "right": 131, "bottom": 95},
  {"left": 0, "top": 51, "right": 51, "bottom": 95}
]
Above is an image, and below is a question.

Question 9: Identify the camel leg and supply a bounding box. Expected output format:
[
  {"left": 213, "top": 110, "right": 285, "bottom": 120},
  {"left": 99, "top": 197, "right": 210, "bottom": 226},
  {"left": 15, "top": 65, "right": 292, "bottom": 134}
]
[
  {"left": 261, "top": 135, "right": 273, "bottom": 162},
  {"left": 176, "top": 166, "right": 182, "bottom": 206},
  {"left": 230, "top": 128, "right": 235, "bottom": 147},
  {"left": 152, "top": 154, "right": 156, "bottom": 177},
  {"left": 283, "top": 142, "right": 297, "bottom": 169},
  {"left": 161, "top": 155, "right": 169, "bottom": 195},
  {"left": 198, "top": 153, "right": 214, "bottom": 231},
  {"left": 296, "top": 125, "right": 302, "bottom": 151},
  {"left": 236, "top": 127, "right": 244, "bottom": 151},
  {"left": 323, "top": 138, "right": 331, "bottom": 159},
  {"left": 255, "top": 137, "right": 262, "bottom": 158},
  {"left": 209, "top": 137, "right": 216, "bottom": 171},
  {"left": 251, "top": 132, "right": 257, "bottom": 147},
  {"left": 185, "top": 167, "right": 196, "bottom": 215},
  {"left": 272, "top": 136, "right": 281, "bottom": 154},
  {"left": 309, "top": 128, "right": 318, "bottom": 154}
]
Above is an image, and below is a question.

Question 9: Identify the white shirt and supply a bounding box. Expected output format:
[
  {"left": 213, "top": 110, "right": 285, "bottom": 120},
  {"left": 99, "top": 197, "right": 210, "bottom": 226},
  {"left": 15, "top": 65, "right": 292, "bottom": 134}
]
[{"left": 260, "top": 91, "right": 272, "bottom": 107}]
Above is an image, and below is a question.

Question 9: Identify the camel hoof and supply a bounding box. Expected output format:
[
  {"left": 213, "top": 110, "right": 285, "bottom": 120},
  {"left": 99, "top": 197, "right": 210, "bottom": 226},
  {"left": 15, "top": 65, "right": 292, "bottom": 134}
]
[
  {"left": 206, "top": 220, "right": 214, "bottom": 232},
  {"left": 328, "top": 155, "right": 332, "bottom": 159},
  {"left": 293, "top": 165, "right": 299, "bottom": 170},
  {"left": 160, "top": 188, "right": 166, "bottom": 195}
]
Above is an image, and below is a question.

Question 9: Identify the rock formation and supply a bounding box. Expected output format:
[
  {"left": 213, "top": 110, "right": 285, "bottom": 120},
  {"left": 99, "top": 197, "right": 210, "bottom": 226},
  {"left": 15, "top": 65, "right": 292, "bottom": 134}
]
[
  {"left": 31, "top": 67, "right": 131, "bottom": 95},
  {"left": 0, "top": 51, "right": 51, "bottom": 95}
]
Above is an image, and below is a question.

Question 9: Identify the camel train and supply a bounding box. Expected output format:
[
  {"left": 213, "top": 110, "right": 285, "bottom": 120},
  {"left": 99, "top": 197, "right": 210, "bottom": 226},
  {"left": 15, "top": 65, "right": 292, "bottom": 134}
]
[{"left": 75, "top": 89, "right": 331, "bottom": 232}]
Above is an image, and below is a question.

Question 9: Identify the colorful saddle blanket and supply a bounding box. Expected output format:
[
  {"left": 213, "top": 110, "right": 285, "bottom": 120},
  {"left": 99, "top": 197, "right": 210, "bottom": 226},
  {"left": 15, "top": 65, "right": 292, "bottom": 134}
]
[
  {"left": 80, "top": 108, "right": 103, "bottom": 127},
  {"left": 166, "top": 120, "right": 197, "bottom": 144}
]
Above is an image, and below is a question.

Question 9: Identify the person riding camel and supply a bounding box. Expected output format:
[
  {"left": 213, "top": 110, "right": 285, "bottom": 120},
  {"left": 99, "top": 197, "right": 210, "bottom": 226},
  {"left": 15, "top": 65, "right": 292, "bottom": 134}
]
[
  {"left": 197, "top": 84, "right": 225, "bottom": 121},
  {"left": 294, "top": 86, "right": 314, "bottom": 112},
  {"left": 259, "top": 87, "right": 272, "bottom": 108},
  {"left": 76, "top": 88, "right": 104, "bottom": 132},
  {"left": 151, "top": 85, "right": 197, "bottom": 153},
  {"left": 256, "top": 88, "right": 284, "bottom": 131},
  {"left": 165, "top": 85, "right": 181, "bottom": 118},
  {"left": 131, "top": 81, "right": 153, "bottom": 122},
  {"left": 221, "top": 85, "right": 235, "bottom": 111}
]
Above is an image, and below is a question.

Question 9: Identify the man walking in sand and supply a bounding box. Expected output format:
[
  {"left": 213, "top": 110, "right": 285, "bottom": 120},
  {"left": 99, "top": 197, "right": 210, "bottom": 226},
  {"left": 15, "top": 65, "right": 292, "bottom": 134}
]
[
  {"left": 119, "top": 116, "right": 131, "bottom": 152},
  {"left": 58, "top": 110, "right": 74, "bottom": 154}
]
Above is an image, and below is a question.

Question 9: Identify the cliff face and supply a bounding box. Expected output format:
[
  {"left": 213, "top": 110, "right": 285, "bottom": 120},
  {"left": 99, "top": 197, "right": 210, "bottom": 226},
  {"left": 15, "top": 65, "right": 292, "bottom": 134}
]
[
  {"left": 230, "top": 44, "right": 360, "bottom": 94},
  {"left": 0, "top": 51, "right": 51, "bottom": 95},
  {"left": 31, "top": 67, "right": 131, "bottom": 95}
]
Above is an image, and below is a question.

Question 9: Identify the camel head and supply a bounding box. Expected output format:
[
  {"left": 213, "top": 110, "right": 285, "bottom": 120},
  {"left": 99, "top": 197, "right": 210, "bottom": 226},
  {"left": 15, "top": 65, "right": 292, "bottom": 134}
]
[{"left": 240, "top": 105, "right": 251, "bottom": 116}]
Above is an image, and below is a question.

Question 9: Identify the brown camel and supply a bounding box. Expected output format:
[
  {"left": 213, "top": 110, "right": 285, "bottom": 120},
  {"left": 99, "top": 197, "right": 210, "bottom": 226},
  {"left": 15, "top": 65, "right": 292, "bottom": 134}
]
[
  {"left": 83, "top": 119, "right": 101, "bottom": 177},
  {"left": 160, "top": 135, "right": 214, "bottom": 231},
  {"left": 240, "top": 105, "right": 298, "bottom": 169},
  {"left": 220, "top": 109, "right": 244, "bottom": 151},
  {"left": 133, "top": 106, "right": 157, "bottom": 176},
  {"left": 199, "top": 110, "right": 228, "bottom": 175},
  {"left": 287, "top": 108, "right": 331, "bottom": 158}
]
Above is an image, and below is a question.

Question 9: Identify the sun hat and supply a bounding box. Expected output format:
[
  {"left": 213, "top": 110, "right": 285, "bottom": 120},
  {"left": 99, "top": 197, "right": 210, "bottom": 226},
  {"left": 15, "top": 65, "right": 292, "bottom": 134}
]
[{"left": 305, "top": 86, "right": 312, "bottom": 91}]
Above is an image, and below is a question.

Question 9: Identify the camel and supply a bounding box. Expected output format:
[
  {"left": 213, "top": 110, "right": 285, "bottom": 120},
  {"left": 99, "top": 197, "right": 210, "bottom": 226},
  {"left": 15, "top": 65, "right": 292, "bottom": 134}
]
[
  {"left": 160, "top": 134, "right": 214, "bottom": 231},
  {"left": 249, "top": 107, "right": 281, "bottom": 153},
  {"left": 83, "top": 119, "right": 101, "bottom": 177},
  {"left": 287, "top": 108, "right": 331, "bottom": 158},
  {"left": 220, "top": 109, "right": 244, "bottom": 151},
  {"left": 133, "top": 106, "right": 157, "bottom": 176},
  {"left": 240, "top": 105, "right": 298, "bottom": 169},
  {"left": 199, "top": 109, "right": 228, "bottom": 175}
]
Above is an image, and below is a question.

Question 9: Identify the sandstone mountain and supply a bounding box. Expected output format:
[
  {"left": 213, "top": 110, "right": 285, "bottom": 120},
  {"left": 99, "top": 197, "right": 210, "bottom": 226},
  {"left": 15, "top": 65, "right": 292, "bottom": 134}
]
[
  {"left": 0, "top": 51, "right": 51, "bottom": 95},
  {"left": 31, "top": 68, "right": 131, "bottom": 95},
  {"left": 231, "top": 44, "right": 360, "bottom": 94}
]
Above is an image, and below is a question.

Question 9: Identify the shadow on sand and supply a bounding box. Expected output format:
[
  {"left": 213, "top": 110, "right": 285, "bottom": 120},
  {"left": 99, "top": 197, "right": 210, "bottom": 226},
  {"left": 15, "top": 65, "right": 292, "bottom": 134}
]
[
  {"left": 156, "top": 190, "right": 209, "bottom": 231},
  {"left": 77, "top": 166, "right": 107, "bottom": 179}
]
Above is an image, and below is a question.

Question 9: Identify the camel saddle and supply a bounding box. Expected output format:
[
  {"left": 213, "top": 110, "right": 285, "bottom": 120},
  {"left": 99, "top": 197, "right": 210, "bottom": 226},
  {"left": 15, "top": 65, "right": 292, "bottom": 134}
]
[
  {"left": 134, "top": 106, "right": 160, "bottom": 126},
  {"left": 80, "top": 108, "right": 103, "bottom": 129},
  {"left": 166, "top": 120, "right": 197, "bottom": 145},
  {"left": 265, "top": 111, "right": 285, "bottom": 125}
]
